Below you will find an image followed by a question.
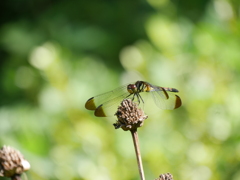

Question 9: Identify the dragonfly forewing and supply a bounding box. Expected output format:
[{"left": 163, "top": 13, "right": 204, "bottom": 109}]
[
  {"left": 85, "top": 84, "right": 133, "bottom": 117},
  {"left": 85, "top": 85, "right": 128, "bottom": 110},
  {"left": 94, "top": 93, "right": 132, "bottom": 117}
]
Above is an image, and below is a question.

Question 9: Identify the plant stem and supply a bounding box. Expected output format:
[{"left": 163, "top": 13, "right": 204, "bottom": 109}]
[
  {"left": 11, "top": 174, "right": 21, "bottom": 180},
  {"left": 131, "top": 129, "right": 145, "bottom": 180}
]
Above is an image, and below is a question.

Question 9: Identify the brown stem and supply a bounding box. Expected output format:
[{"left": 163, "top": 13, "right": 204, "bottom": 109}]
[
  {"left": 130, "top": 129, "right": 145, "bottom": 180},
  {"left": 11, "top": 174, "right": 21, "bottom": 180}
]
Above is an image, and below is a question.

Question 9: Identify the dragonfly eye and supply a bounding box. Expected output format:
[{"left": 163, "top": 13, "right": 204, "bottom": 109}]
[{"left": 127, "top": 84, "right": 137, "bottom": 94}]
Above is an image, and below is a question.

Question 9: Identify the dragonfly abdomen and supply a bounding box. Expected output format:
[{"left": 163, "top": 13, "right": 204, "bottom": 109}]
[{"left": 163, "top": 87, "right": 179, "bottom": 92}]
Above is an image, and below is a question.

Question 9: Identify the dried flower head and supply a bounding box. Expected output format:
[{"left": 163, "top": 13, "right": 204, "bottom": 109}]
[
  {"left": 0, "top": 145, "right": 30, "bottom": 178},
  {"left": 113, "top": 99, "right": 148, "bottom": 131},
  {"left": 155, "top": 173, "right": 173, "bottom": 180}
]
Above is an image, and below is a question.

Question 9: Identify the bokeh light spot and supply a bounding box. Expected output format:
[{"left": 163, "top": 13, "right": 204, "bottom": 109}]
[
  {"left": 29, "top": 43, "right": 56, "bottom": 70},
  {"left": 15, "top": 66, "right": 35, "bottom": 89},
  {"left": 214, "top": 0, "right": 233, "bottom": 21},
  {"left": 39, "top": 86, "right": 65, "bottom": 113},
  {"left": 120, "top": 46, "right": 143, "bottom": 70},
  {"left": 187, "top": 142, "right": 210, "bottom": 163}
]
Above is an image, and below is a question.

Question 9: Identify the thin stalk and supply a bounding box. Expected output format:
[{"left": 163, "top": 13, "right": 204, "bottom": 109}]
[
  {"left": 11, "top": 174, "right": 21, "bottom": 180},
  {"left": 130, "top": 129, "right": 145, "bottom": 180}
]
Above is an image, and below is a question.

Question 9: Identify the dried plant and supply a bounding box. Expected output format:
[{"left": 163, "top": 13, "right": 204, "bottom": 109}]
[
  {"left": 0, "top": 146, "right": 30, "bottom": 180},
  {"left": 114, "top": 99, "right": 175, "bottom": 180},
  {"left": 114, "top": 99, "right": 148, "bottom": 180}
]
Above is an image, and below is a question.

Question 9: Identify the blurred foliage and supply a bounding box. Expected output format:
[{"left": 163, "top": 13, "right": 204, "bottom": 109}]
[{"left": 0, "top": 0, "right": 240, "bottom": 180}]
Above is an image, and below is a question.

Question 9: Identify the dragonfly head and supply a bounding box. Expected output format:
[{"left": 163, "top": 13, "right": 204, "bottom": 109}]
[{"left": 127, "top": 84, "right": 138, "bottom": 94}]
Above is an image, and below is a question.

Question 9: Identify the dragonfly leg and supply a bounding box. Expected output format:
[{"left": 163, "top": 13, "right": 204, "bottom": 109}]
[
  {"left": 134, "top": 94, "right": 140, "bottom": 104},
  {"left": 132, "top": 93, "right": 144, "bottom": 104},
  {"left": 137, "top": 93, "right": 144, "bottom": 104},
  {"left": 126, "top": 93, "right": 136, "bottom": 102},
  {"left": 126, "top": 93, "right": 132, "bottom": 99},
  {"left": 130, "top": 93, "right": 138, "bottom": 102},
  {"left": 132, "top": 94, "right": 136, "bottom": 101}
]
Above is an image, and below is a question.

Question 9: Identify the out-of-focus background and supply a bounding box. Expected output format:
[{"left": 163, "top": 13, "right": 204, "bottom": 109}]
[{"left": 1, "top": 0, "right": 240, "bottom": 180}]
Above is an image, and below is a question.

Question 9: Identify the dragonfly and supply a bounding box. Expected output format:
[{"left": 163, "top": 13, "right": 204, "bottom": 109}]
[{"left": 85, "top": 81, "right": 182, "bottom": 117}]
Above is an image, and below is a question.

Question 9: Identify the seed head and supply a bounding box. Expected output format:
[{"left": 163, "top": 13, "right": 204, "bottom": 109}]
[
  {"left": 113, "top": 99, "right": 148, "bottom": 131},
  {"left": 155, "top": 173, "right": 174, "bottom": 180},
  {"left": 0, "top": 145, "right": 30, "bottom": 178}
]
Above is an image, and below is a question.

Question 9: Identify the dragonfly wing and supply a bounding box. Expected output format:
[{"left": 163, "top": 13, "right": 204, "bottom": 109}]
[
  {"left": 95, "top": 93, "right": 132, "bottom": 117},
  {"left": 150, "top": 89, "right": 182, "bottom": 110},
  {"left": 85, "top": 85, "right": 128, "bottom": 110}
]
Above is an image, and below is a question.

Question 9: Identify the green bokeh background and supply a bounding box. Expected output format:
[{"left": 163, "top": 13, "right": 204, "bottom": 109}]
[{"left": 1, "top": 0, "right": 240, "bottom": 180}]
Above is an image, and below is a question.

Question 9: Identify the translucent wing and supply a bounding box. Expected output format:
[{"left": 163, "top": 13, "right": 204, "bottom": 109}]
[
  {"left": 94, "top": 93, "right": 133, "bottom": 117},
  {"left": 151, "top": 90, "right": 181, "bottom": 110},
  {"left": 85, "top": 84, "right": 132, "bottom": 117},
  {"left": 149, "top": 84, "right": 182, "bottom": 110},
  {"left": 85, "top": 85, "right": 127, "bottom": 110}
]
